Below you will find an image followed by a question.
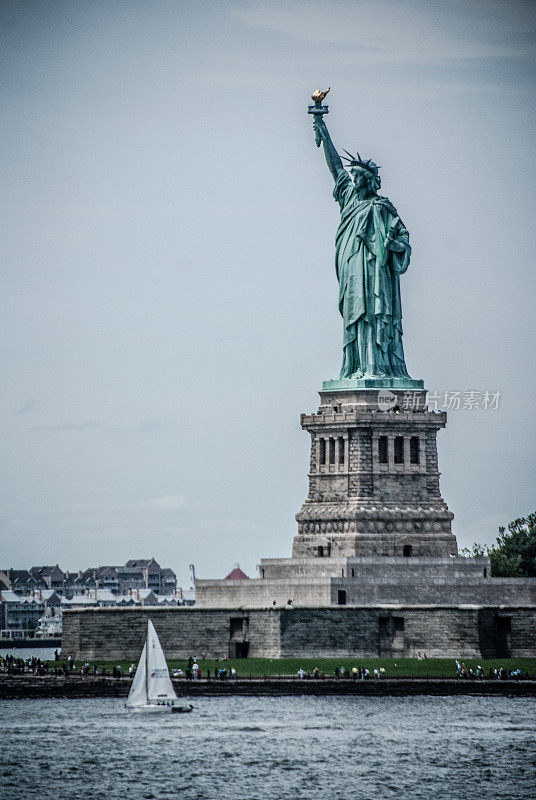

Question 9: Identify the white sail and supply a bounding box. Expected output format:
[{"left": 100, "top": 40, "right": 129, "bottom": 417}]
[
  {"left": 146, "top": 619, "right": 177, "bottom": 701},
  {"left": 125, "top": 642, "right": 148, "bottom": 707}
]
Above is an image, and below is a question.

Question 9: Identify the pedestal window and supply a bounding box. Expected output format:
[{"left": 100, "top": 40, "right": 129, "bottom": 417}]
[
  {"left": 319, "top": 438, "right": 326, "bottom": 465},
  {"left": 378, "top": 436, "right": 388, "bottom": 464},
  {"left": 329, "top": 438, "right": 336, "bottom": 464}
]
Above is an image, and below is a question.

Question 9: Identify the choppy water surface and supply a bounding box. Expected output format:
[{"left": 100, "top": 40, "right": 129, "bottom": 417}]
[
  {"left": 0, "top": 646, "right": 57, "bottom": 660},
  {"left": 1, "top": 696, "right": 534, "bottom": 799}
]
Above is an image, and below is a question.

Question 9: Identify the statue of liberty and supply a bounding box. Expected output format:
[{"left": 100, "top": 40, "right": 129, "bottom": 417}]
[{"left": 310, "top": 90, "right": 414, "bottom": 382}]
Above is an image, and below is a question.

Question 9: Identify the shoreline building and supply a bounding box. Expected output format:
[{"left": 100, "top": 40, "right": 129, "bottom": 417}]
[
  {"left": 1, "top": 559, "right": 178, "bottom": 598},
  {"left": 0, "top": 586, "right": 183, "bottom": 642},
  {"left": 0, "top": 559, "right": 182, "bottom": 641}
]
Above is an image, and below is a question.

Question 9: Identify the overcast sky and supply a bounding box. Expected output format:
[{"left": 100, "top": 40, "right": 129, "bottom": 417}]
[{"left": 1, "top": 0, "right": 535, "bottom": 588}]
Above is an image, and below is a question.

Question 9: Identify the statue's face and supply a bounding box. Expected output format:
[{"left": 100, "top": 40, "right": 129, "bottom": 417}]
[{"left": 351, "top": 168, "right": 369, "bottom": 191}]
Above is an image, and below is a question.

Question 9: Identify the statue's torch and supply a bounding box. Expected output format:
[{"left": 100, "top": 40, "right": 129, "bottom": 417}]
[{"left": 308, "top": 88, "right": 330, "bottom": 147}]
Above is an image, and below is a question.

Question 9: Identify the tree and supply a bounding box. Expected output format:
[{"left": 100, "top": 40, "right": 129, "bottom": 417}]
[
  {"left": 460, "top": 542, "right": 488, "bottom": 558},
  {"left": 489, "top": 513, "right": 536, "bottom": 577},
  {"left": 462, "top": 513, "right": 536, "bottom": 577}
]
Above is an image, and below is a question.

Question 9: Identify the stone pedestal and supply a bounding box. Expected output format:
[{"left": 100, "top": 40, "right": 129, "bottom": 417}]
[{"left": 293, "top": 386, "right": 456, "bottom": 559}]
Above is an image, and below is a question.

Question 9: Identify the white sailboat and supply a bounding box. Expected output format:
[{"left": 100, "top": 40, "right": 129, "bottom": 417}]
[{"left": 126, "top": 619, "right": 190, "bottom": 712}]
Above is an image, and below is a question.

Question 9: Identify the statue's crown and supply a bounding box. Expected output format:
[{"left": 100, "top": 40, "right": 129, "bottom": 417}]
[{"left": 341, "top": 150, "right": 381, "bottom": 177}]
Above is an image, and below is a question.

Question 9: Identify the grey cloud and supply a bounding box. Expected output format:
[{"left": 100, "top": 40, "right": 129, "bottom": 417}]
[
  {"left": 149, "top": 495, "right": 188, "bottom": 511},
  {"left": 103, "top": 419, "right": 173, "bottom": 435},
  {"left": 138, "top": 418, "right": 173, "bottom": 432},
  {"left": 17, "top": 398, "right": 40, "bottom": 415},
  {"left": 31, "top": 420, "right": 100, "bottom": 432},
  {"left": 229, "top": 0, "right": 535, "bottom": 61}
]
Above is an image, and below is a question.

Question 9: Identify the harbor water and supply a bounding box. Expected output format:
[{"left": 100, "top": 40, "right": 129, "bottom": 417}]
[
  {"left": 0, "top": 646, "right": 58, "bottom": 660},
  {"left": 2, "top": 695, "right": 534, "bottom": 799}
]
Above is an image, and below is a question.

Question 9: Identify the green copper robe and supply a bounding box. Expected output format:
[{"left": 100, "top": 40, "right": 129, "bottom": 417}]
[{"left": 334, "top": 170, "right": 411, "bottom": 379}]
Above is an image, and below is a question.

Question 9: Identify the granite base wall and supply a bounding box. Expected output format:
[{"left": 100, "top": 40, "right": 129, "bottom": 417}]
[
  {"left": 62, "top": 605, "right": 536, "bottom": 660},
  {"left": 279, "top": 607, "right": 536, "bottom": 658},
  {"left": 331, "top": 578, "right": 536, "bottom": 606},
  {"left": 195, "top": 578, "right": 332, "bottom": 609},
  {"left": 62, "top": 607, "right": 254, "bottom": 661},
  {"left": 196, "top": 559, "right": 536, "bottom": 608}
]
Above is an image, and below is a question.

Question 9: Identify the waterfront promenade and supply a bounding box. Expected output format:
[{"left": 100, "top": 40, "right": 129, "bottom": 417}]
[{"left": 2, "top": 673, "right": 536, "bottom": 699}]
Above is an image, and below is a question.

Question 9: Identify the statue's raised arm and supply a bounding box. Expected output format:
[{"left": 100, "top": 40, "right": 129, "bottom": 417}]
[
  {"left": 315, "top": 117, "right": 344, "bottom": 181},
  {"left": 308, "top": 89, "right": 344, "bottom": 181}
]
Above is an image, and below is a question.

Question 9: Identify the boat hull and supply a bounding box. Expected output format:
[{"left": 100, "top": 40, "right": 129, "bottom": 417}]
[{"left": 126, "top": 703, "right": 174, "bottom": 712}]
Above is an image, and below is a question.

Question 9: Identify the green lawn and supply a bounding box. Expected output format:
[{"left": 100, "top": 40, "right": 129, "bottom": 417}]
[{"left": 46, "top": 657, "right": 536, "bottom": 678}]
